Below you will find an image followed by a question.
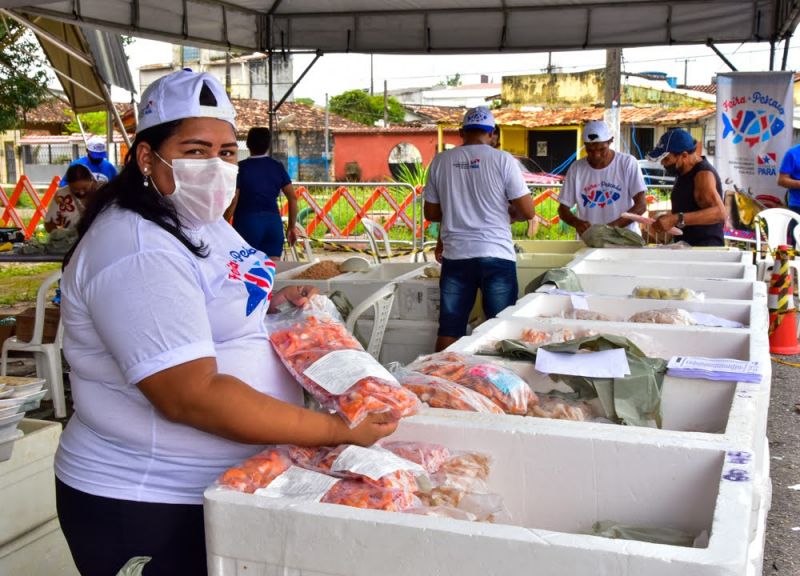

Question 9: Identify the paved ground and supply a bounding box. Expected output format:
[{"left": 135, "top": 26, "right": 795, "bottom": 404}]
[{"left": 762, "top": 354, "right": 800, "bottom": 575}]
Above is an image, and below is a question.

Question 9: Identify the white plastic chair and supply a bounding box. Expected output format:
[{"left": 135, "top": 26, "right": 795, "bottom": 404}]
[
  {"left": 287, "top": 223, "right": 314, "bottom": 262},
  {"left": 344, "top": 283, "right": 397, "bottom": 360},
  {"left": 0, "top": 270, "right": 66, "bottom": 418},
  {"left": 361, "top": 218, "right": 392, "bottom": 264},
  {"left": 754, "top": 208, "right": 800, "bottom": 283}
]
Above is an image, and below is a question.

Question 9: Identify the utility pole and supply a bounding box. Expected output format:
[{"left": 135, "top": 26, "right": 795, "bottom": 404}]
[
  {"left": 370, "top": 54, "right": 374, "bottom": 96},
  {"left": 603, "top": 48, "right": 622, "bottom": 148},
  {"left": 684, "top": 59, "right": 689, "bottom": 86},
  {"left": 383, "top": 80, "right": 388, "bottom": 126},
  {"left": 546, "top": 51, "right": 554, "bottom": 74},
  {"left": 324, "top": 93, "right": 330, "bottom": 181},
  {"left": 225, "top": 51, "right": 232, "bottom": 97}
]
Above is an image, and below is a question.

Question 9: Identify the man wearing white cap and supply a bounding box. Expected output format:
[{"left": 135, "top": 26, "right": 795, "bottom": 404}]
[
  {"left": 558, "top": 120, "right": 647, "bottom": 236},
  {"left": 424, "top": 105, "right": 535, "bottom": 351},
  {"left": 59, "top": 135, "right": 118, "bottom": 186}
]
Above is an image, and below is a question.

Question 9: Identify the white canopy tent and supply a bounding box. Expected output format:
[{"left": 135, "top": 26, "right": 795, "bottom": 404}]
[
  {"left": 4, "top": 0, "right": 799, "bottom": 139},
  {"left": 3, "top": 0, "right": 798, "bottom": 55}
]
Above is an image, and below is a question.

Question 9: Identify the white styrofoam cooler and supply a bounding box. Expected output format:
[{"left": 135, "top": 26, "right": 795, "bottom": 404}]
[
  {"left": 575, "top": 247, "right": 752, "bottom": 265},
  {"left": 0, "top": 518, "right": 78, "bottom": 576},
  {"left": 568, "top": 259, "right": 757, "bottom": 280},
  {"left": 205, "top": 414, "right": 757, "bottom": 576},
  {"left": 330, "top": 263, "right": 427, "bottom": 314},
  {"left": 503, "top": 292, "right": 763, "bottom": 329},
  {"left": 0, "top": 419, "right": 62, "bottom": 546},
  {"left": 566, "top": 274, "right": 766, "bottom": 301},
  {"left": 355, "top": 318, "right": 438, "bottom": 365}
]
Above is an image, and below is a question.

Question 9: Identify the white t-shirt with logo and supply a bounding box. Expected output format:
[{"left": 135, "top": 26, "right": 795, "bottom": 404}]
[
  {"left": 55, "top": 206, "right": 303, "bottom": 505},
  {"left": 559, "top": 152, "right": 647, "bottom": 233},
  {"left": 424, "top": 144, "right": 529, "bottom": 261},
  {"left": 44, "top": 186, "right": 85, "bottom": 229}
]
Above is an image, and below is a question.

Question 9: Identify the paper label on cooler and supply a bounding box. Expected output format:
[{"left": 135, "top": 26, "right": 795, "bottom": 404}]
[
  {"left": 304, "top": 349, "right": 398, "bottom": 394},
  {"left": 255, "top": 466, "right": 339, "bottom": 502},
  {"left": 535, "top": 348, "right": 631, "bottom": 378},
  {"left": 688, "top": 311, "right": 744, "bottom": 328},
  {"left": 331, "top": 445, "right": 425, "bottom": 481}
]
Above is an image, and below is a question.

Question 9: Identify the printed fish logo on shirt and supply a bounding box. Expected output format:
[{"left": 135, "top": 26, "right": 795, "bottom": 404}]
[
  {"left": 721, "top": 109, "right": 785, "bottom": 147},
  {"left": 580, "top": 183, "right": 621, "bottom": 208},
  {"left": 226, "top": 249, "right": 276, "bottom": 316}
]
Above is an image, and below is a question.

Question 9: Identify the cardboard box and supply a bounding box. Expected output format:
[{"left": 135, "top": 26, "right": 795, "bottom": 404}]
[
  {"left": 14, "top": 307, "right": 60, "bottom": 344},
  {"left": 205, "top": 415, "right": 755, "bottom": 576}
]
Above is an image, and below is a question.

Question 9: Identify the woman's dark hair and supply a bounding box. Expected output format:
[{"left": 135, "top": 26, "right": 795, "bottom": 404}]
[
  {"left": 246, "top": 127, "right": 271, "bottom": 155},
  {"left": 63, "top": 120, "right": 208, "bottom": 267},
  {"left": 64, "top": 163, "right": 93, "bottom": 184}
]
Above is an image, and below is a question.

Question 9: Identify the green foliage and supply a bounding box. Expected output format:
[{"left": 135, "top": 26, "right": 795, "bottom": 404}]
[
  {"left": 0, "top": 21, "right": 48, "bottom": 131},
  {"left": 329, "top": 89, "right": 405, "bottom": 126},
  {"left": 446, "top": 73, "right": 461, "bottom": 87},
  {"left": 65, "top": 111, "right": 108, "bottom": 135},
  {"left": 295, "top": 97, "right": 315, "bottom": 106},
  {"left": 392, "top": 162, "right": 429, "bottom": 188}
]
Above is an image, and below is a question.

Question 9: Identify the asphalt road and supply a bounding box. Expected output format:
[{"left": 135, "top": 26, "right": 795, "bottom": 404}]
[{"left": 763, "top": 354, "right": 800, "bottom": 575}]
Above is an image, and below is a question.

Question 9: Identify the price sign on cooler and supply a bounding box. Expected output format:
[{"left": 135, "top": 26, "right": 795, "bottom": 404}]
[
  {"left": 255, "top": 466, "right": 340, "bottom": 502},
  {"left": 331, "top": 445, "right": 425, "bottom": 480}
]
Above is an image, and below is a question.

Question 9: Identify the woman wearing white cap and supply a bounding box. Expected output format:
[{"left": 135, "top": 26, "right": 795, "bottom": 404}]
[{"left": 54, "top": 69, "right": 397, "bottom": 575}]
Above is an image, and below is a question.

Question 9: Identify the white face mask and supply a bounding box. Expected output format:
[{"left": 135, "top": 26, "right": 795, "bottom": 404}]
[{"left": 153, "top": 153, "right": 238, "bottom": 227}]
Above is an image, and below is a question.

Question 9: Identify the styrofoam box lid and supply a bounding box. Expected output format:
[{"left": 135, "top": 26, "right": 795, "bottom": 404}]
[{"left": 0, "top": 411, "right": 24, "bottom": 433}]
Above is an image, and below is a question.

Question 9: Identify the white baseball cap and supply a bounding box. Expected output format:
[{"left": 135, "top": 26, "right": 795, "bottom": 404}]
[
  {"left": 86, "top": 136, "right": 107, "bottom": 158},
  {"left": 137, "top": 69, "right": 236, "bottom": 133},
  {"left": 462, "top": 106, "right": 495, "bottom": 133},
  {"left": 582, "top": 120, "right": 613, "bottom": 143}
]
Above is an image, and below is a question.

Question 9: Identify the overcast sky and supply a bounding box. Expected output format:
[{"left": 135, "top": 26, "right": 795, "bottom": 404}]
[{"left": 115, "top": 37, "right": 800, "bottom": 104}]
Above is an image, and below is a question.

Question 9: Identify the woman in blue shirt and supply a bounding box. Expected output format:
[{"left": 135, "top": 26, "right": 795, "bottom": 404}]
[{"left": 227, "top": 128, "right": 297, "bottom": 258}]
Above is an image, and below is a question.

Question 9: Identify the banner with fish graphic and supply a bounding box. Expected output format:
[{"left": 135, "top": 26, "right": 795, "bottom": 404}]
[{"left": 716, "top": 72, "right": 793, "bottom": 237}]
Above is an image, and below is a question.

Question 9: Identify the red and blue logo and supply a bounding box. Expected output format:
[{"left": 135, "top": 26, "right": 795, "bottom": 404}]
[
  {"left": 756, "top": 152, "right": 777, "bottom": 166},
  {"left": 226, "top": 247, "right": 276, "bottom": 316}
]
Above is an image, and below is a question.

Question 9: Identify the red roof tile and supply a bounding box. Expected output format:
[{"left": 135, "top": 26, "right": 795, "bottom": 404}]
[
  {"left": 233, "top": 99, "right": 363, "bottom": 135},
  {"left": 430, "top": 106, "right": 716, "bottom": 128}
]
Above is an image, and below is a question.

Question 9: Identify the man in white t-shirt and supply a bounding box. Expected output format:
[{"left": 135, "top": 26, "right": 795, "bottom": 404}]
[
  {"left": 558, "top": 120, "right": 647, "bottom": 235},
  {"left": 424, "top": 106, "right": 535, "bottom": 351}
]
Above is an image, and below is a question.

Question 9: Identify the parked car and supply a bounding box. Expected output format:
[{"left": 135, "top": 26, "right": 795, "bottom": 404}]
[
  {"left": 637, "top": 159, "right": 675, "bottom": 187},
  {"left": 514, "top": 156, "right": 563, "bottom": 185}
]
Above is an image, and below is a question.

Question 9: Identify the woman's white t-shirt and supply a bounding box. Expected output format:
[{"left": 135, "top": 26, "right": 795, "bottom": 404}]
[{"left": 55, "top": 206, "right": 302, "bottom": 505}]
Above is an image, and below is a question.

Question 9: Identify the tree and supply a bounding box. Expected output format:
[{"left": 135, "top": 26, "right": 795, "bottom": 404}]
[
  {"left": 0, "top": 21, "right": 49, "bottom": 131},
  {"left": 446, "top": 73, "right": 461, "bottom": 87},
  {"left": 65, "top": 111, "right": 108, "bottom": 135},
  {"left": 329, "top": 89, "right": 405, "bottom": 126},
  {"left": 295, "top": 97, "right": 315, "bottom": 106}
]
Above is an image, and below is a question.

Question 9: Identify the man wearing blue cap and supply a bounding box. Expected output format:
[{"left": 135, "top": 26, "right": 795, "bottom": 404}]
[
  {"left": 649, "top": 128, "right": 726, "bottom": 246},
  {"left": 424, "top": 106, "right": 535, "bottom": 351},
  {"left": 59, "top": 136, "right": 118, "bottom": 186}
]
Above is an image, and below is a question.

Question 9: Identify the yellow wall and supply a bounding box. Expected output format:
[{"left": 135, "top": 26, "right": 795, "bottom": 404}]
[
  {"left": 500, "top": 126, "right": 527, "bottom": 156},
  {"left": 503, "top": 69, "right": 712, "bottom": 108}
]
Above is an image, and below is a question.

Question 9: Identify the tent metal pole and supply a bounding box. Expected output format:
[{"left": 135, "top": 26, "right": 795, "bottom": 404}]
[
  {"left": 0, "top": 9, "right": 93, "bottom": 67},
  {"left": 99, "top": 81, "right": 132, "bottom": 147},
  {"left": 268, "top": 14, "right": 275, "bottom": 154},
  {"left": 782, "top": 35, "right": 792, "bottom": 70},
  {"left": 706, "top": 40, "right": 737, "bottom": 71},
  {"left": 769, "top": 39, "right": 775, "bottom": 70},
  {"left": 50, "top": 68, "right": 105, "bottom": 101},
  {"left": 274, "top": 49, "right": 322, "bottom": 112}
]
